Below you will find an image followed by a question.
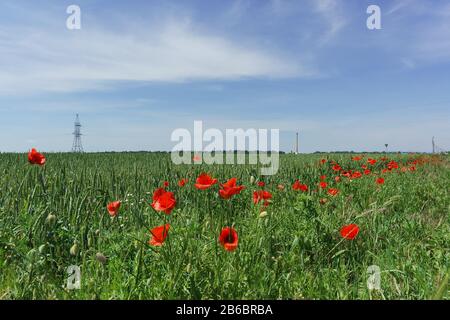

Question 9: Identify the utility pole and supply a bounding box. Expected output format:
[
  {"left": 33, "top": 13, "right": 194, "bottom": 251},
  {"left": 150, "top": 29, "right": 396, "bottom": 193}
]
[
  {"left": 72, "top": 114, "right": 84, "bottom": 153},
  {"left": 432, "top": 136, "right": 435, "bottom": 154}
]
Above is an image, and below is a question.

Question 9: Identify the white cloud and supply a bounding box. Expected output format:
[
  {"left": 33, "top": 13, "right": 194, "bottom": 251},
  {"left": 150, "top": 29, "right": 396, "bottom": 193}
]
[{"left": 0, "top": 15, "right": 310, "bottom": 95}]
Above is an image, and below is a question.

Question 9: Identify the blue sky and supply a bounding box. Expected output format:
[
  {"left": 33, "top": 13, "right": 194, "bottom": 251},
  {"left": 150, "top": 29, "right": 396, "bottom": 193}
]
[{"left": 0, "top": 0, "right": 449, "bottom": 153}]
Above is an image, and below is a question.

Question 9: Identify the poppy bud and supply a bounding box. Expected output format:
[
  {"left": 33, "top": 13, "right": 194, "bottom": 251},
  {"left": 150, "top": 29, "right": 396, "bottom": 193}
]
[
  {"left": 46, "top": 214, "right": 56, "bottom": 226},
  {"left": 95, "top": 229, "right": 100, "bottom": 236},
  {"left": 250, "top": 176, "right": 255, "bottom": 184},
  {"left": 95, "top": 252, "right": 107, "bottom": 264},
  {"left": 70, "top": 243, "right": 79, "bottom": 256}
]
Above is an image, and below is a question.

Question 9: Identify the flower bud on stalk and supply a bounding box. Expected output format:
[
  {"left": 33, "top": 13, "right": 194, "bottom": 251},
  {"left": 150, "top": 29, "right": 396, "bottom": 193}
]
[
  {"left": 70, "top": 243, "right": 79, "bottom": 256},
  {"left": 46, "top": 214, "right": 56, "bottom": 226},
  {"left": 95, "top": 252, "right": 107, "bottom": 264}
]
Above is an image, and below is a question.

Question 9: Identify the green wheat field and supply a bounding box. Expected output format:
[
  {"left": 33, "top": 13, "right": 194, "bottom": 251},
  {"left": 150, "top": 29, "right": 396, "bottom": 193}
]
[{"left": 0, "top": 152, "right": 448, "bottom": 299}]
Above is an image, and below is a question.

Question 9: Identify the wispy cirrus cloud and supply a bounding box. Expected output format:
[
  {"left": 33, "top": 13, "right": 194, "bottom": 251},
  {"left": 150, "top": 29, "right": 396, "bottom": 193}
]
[
  {"left": 383, "top": 0, "right": 450, "bottom": 67},
  {"left": 385, "top": 0, "right": 416, "bottom": 16},
  {"left": 412, "top": 14, "right": 450, "bottom": 62},
  {"left": 311, "top": 0, "right": 347, "bottom": 45}
]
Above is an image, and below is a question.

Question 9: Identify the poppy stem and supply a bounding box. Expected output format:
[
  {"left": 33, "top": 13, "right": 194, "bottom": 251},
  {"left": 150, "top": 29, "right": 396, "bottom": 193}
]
[
  {"left": 227, "top": 200, "right": 233, "bottom": 233},
  {"left": 164, "top": 215, "right": 172, "bottom": 257}
]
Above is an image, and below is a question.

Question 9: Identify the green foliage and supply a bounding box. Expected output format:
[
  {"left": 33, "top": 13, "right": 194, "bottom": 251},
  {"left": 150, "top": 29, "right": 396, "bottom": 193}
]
[{"left": 0, "top": 152, "right": 448, "bottom": 299}]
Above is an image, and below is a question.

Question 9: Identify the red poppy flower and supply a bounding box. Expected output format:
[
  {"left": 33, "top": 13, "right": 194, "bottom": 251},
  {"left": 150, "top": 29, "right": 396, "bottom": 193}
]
[
  {"left": 194, "top": 173, "right": 218, "bottom": 190},
  {"left": 367, "top": 158, "right": 377, "bottom": 165},
  {"left": 341, "top": 170, "right": 352, "bottom": 178},
  {"left": 352, "top": 156, "right": 362, "bottom": 161},
  {"left": 257, "top": 181, "right": 265, "bottom": 187},
  {"left": 218, "top": 227, "right": 238, "bottom": 251},
  {"left": 361, "top": 164, "right": 368, "bottom": 169},
  {"left": 319, "top": 181, "right": 328, "bottom": 189},
  {"left": 253, "top": 190, "right": 272, "bottom": 206},
  {"left": 320, "top": 175, "right": 326, "bottom": 181},
  {"left": 332, "top": 164, "right": 342, "bottom": 171},
  {"left": 151, "top": 188, "right": 176, "bottom": 214},
  {"left": 28, "top": 148, "right": 46, "bottom": 166},
  {"left": 335, "top": 176, "right": 341, "bottom": 182},
  {"left": 149, "top": 224, "right": 170, "bottom": 246},
  {"left": 340, "top": 224, "right": 359, "bottom": 240},
  {"left": 327, "top": 188, "right": 339, "bottom": 196},
  {"left": 364, "top": 169, "right": 371, "bottom": 175},
  {"left": 351, "top": 171, "right": 362, "bottom": 179},
  {"left": 107, "top": 201, "right": 121, "bottom": 217},
  {"left": 163, "top": 181, "right": 169, "bottom": 187},
  {"left": 387, "top": 161, "right": 399, "bottom": 170},
  {"left": 320, "top": 159, "right": 327, "bottom": 164},
  {"left": 219, "top": 178, "right": 245, "bottom": 199},
  {"left": 409, "top": 166, "right": 416, "bottom": 172},
  {"left": 292, "top": 180, "right": 308, "bottom": 192},
  {"left": 376, "top": 177, "right": 385, "bottom": 185},
  {"left": 178, "top": 178, "right": 188, "bottom": 187}
]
